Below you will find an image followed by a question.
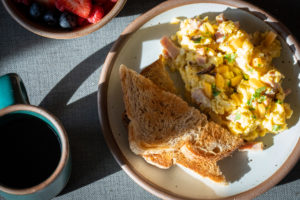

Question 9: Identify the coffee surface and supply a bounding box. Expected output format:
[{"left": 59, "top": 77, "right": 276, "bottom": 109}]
[{"left": 0, "top": 113, "right": 61, "bottom": 189}]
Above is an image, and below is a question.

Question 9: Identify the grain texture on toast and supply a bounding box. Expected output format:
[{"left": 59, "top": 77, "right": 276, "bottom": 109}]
[
  {"left": 140, "top": 56, "right": 177, "bottom": 94},
  {"left": 119, "top": 64, "right": 243, "bottom": 183},
  {"left": 120, "top": 64, "right": 207, "bottom": 155}
]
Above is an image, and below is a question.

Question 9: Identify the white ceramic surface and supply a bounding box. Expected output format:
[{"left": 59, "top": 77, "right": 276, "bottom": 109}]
[{"left": 104, "top": 2, "right": 300, "bottom": 199}]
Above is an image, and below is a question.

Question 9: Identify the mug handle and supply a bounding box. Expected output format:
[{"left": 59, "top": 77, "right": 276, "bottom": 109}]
[{"left": 0, "top": 73, "right": 30, "bottom": 110}]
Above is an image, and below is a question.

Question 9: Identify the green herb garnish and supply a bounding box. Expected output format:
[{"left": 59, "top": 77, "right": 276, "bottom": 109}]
[
  {"left": 224, "top": 53, "right": 236, "bottom": 63},
  {"left": 272, "top": 125, "right": 282, "bottom": 132},
  {"left": 234, "top": 113, "right": 241, "bottom": 121},
  {"left": 257, "top": 95, "right": 266, "bottom": 103},
  {"left": 192, "top": 37, "right": 202, "bottom": 43},
  {"left": 276, "top": 99, "right": 283, "bottom": 104},
  {"left": 258, "top": 64, "right": 262, "bottom": 67},
  {"left": 212, "top": 84, "right": 221, "bottom": 97},
  {"left": 253, "top": 86, "right": 266, "bottom": 98},
  {"left": 243, "top": 74, "right": 249, "bottom": 80},
  {"left": 251, "top": 115, "right": 257, "bottom": 119},
  {"left": 227, "top": 80, "right": 231, "bottom": 87},
  {"left": 247, "top": 97, "right": 255, "bottom": 106},
  {"left": 248, "top": 67, "right": 254, "bottom": 72},
  {"left": 249, "top": 107, "right": 255, "bottom": 111}
]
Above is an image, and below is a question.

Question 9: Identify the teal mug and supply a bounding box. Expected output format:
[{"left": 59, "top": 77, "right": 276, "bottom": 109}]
[{"left": 0, "top": 74, "right": 71, "bottom": 200}]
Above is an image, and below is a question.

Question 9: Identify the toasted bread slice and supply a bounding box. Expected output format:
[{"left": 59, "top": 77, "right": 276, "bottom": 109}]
[
  {"left": 120, "top": 64, "right": 207, "bottom": 155},
  {"left": 143, "top": 151, "right": 175, "bottom": 169},
  {"left": 141, "top": 56, "right": 177, "bottom": 94},
  {"left": 181, "top": 121, "right": 243, "bottom": 161},
  {"left": 175, "top": 152, "right": 226, "bottom": 183},
  {"left": 120, "top": 65, "right": 243, "bottom": 183}
]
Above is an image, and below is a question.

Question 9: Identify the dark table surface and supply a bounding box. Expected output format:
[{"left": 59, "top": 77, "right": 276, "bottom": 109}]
[{"left": 0, "top": 0, "right": 299, "bottom": 199}]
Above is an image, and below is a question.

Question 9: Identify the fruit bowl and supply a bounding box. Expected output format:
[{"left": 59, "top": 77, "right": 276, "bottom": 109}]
[{"left": 2, "top": 0, "right": 126, "bottom": 39}]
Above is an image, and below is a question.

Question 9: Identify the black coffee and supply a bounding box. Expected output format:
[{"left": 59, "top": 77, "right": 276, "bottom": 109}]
[{"left": 0, "top": 113, "right": 61, "bottom": 189}]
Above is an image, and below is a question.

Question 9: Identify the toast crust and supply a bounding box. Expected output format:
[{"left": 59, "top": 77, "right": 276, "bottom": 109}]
[{"left": 120, "top": 64, "right": 243, "bottom": 184}]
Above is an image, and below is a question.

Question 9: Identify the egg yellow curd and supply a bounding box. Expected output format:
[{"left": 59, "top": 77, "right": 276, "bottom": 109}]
[{"left": 162, "top": 14, "right": 293, "bottom": 141}]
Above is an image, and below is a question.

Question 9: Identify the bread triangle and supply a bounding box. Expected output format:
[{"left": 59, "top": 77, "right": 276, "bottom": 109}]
[
  {"left": 120, "top": 64, "right": 207, "bottom": 155},
  {"left": 119, "top": 64, "right": 243, "bottom": 183}
]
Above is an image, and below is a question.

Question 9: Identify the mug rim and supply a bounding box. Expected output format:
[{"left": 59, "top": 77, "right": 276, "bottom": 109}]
[{"left": 0, "top": 104, "right": 70, "bottom": 195}]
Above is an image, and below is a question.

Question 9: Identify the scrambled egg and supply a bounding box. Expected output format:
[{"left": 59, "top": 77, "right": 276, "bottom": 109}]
[{"left": 163, "top": 14, "right": 293, "bottom": 141}]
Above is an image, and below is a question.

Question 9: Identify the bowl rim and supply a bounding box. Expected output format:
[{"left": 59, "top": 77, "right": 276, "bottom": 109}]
[
  {"left": 98, "top": 0, "right": 300, "bottom": 199},
  {"left": 2, "top": 0, "right": 127, "bottom": 39}
]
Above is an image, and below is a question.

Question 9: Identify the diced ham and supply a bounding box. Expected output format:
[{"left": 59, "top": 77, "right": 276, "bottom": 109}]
[
  {"left": 215, "top": 31, "right": 225, "bottom": 43},
  {"left": 263, "top": 97, "right": 272, "bottom": 107},
  {"left": 191, "top": 88, "right": 211, "bottom": 108},
  {"left": 197, "top": 47, "right": 205, "bottom": 56},
  {"left": 196, "top": 55, "right": 207, "bottom": 65},
  {"left": 190, "top": 20, "right": 202, "bottom": 30},
  {"left": 216, "top": 13, "right": 226, "bottom": 24},
  {"left": 284, "top": 88, "right": 292, "bottom": 96},
  {"left": 264, "top": 89, "right": 277, "bottom": 98},
  {"left": 196, "top": 64, "right": 215, "bottom": 75},
  {"left": 160, "top": 36, "right": 180, "bottom": 59},
  {"left": 234, "top": 21, "right": 240, "bottom": 29},
  {"left": 261, "top": 70, "right": 283, "bottom": 90},
  {"left": 239, "top": 141, "right": 263, "bottom": 152}
]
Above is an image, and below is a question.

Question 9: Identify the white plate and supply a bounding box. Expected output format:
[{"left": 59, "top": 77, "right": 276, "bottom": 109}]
[{"left": 98, "top": 0, "right": 300, "bottom": 199}]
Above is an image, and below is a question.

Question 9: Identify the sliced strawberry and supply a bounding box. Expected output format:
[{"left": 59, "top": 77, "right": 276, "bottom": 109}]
[
  {"left": 103, "top": 0, "right": 115, "bottom": 14},
  {"left": 93, "top": 0, "right": 107, "bottom": 5},
  {"left": 87, "top": 5, "right": 104, "bottom": 24},
  {"left": 77, "top": 16, "right": 90, "bottom": 26},
  {"left": 55, "top": 0, "right": 92, "bottom": 18},
  {"left": 55, "top": 0, "right": 65, "bottom": 11}
]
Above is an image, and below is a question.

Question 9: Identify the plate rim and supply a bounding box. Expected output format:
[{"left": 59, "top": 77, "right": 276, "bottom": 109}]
[{"left": 97, "top": 0, "right": 300, "bottom": 199}]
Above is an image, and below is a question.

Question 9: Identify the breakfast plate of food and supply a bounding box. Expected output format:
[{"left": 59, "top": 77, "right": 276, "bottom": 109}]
[{"left": 98, "top": 0, "right": 300, "bottom": 199}]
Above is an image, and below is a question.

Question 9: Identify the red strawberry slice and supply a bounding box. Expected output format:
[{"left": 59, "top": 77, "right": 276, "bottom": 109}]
[
  {"left": 103, "top": 0, "right": 115, "bottom": 14},
  {"left": 77, "top": 16, "right": 90, "bottom": 26},
  {"left": 55, "top": 0, "right": 65, "bottom": 12},
  {"left": 87, "top": 5, "right": 104, "bottom": 24},
  {"left": 93, "top": 0, "right": 107, "bottom": 5},
  {"left": 55, "top": 0, "right": 92, "bottom": 18}
]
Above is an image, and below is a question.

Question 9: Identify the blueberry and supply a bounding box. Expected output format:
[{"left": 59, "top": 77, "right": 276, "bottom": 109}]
[
  {"left": 29, "top": 3, "right": 43, "bottom": 19},
  {"left": 59, "top": 12, "right": 77, "bottom": 29},
  {"left": 43, "top": 11, "right": 58, "bottom": 26}
]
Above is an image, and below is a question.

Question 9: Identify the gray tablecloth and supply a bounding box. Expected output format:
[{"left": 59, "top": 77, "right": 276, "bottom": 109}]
[{"left": 0, "top": 0, "right": 299, "bottom": 199}]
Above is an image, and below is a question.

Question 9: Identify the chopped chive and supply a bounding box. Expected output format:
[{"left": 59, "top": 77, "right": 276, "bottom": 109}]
[
  {"left": 192, "top": 37, "right": 202, "bottom": 43},
  {"left": 276, "top": 99, "right": 283, "bottom": 104},
  {"left": 227, "top": 80, "right": 231, "bottom": 87},
  {"left": 249, "top": 107, "right": 255, "bottom": 111},
  {"left": 212, "top": 83, "right": 221, "bottom": 97},
  {"left": 234, "top": 113, "right": 241, "bottom": 121},
  {"left": 253, "top": 86, "right": 266, "bottom": 98},
  {"left": 224, "top": 53, "right": 236, "bottom": 63},
  {"left": 272, "top": 125, "right": 281, "bottom": 132},
  {"left": 243, "top": 74, "right": 249, "bottom": 80},
  {"left": 257, "top": 95, "right": 266, "bottom": 103}
]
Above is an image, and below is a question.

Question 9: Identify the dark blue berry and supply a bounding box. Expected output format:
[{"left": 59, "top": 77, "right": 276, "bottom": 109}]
[
  {"left": 29, "top": 3, "right": 43, "bottom": 19},
  {"left": 43, "top": 11, "right": 58, "bottom": 26},
  {"left": 59, "top": 12, "right": 77, "bottom": 29}
]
